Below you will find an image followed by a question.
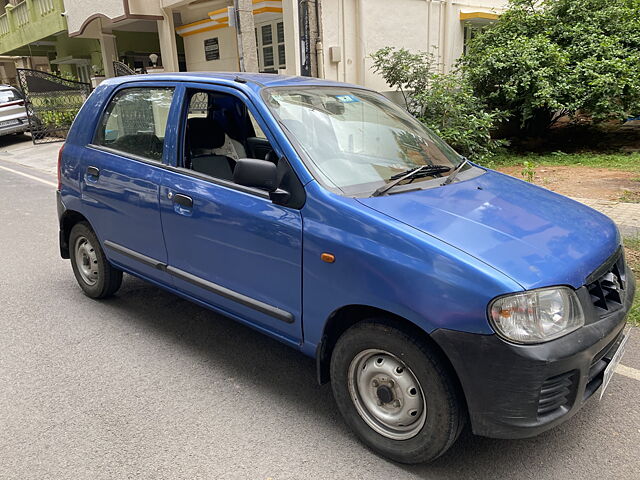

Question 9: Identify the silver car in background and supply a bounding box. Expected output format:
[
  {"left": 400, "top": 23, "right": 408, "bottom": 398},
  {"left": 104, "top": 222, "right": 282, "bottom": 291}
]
[{"left": 0, "top": 86, "right": 29, "bottom": 136}]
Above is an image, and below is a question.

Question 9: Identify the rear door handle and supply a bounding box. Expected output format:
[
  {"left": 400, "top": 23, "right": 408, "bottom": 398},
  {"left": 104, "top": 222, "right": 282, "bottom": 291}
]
[
  {"left": 86, "top": 166, "right": 100, "bottom": 178},
  {"left": 173, "top": 193, "right": 193, "bottom": 208}
]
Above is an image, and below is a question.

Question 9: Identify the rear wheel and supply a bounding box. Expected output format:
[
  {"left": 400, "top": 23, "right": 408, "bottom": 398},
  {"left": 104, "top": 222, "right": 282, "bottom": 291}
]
[
  {"left": 69, "top": 222, "right": 122, "bottom": 298},
  {"left": 330, "top": 320, "right": 464, "bottom": 464}
]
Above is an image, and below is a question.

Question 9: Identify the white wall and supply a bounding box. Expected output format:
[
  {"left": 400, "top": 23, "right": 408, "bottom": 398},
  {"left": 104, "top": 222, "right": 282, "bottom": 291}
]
[
  {"left": 128, "top": 0, "right": 162, "bottom": 16},
  {"left": 183, "top": 27, "right": 239, "bottom": 71},
  {"left": 63, "top": 0, "right": 126, "bottom": 35},
  {"left": 64, "top": 0, "right": 164, "bottom": 36},
  {"left": 320, "top": 0, "right": 506, "bottom": 91}
]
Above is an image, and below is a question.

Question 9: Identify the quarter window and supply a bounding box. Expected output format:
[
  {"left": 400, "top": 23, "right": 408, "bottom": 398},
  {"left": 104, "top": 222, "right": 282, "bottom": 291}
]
[{"left": 95, "top": 88, "right": 174, "bottom": 161}]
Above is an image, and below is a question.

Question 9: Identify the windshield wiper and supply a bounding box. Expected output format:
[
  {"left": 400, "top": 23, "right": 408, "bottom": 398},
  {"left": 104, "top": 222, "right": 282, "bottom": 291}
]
[
  {"left": 371, "top": 164, "right": 452, "bottom": 197},
  {"left": 441, "top": 157, "right": 469, "bottom": 186}
]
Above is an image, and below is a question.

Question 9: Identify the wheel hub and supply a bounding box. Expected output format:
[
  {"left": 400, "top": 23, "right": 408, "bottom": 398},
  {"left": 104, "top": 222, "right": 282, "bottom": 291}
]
[
  {"left": 348, "top": 349, "right": 427, "bottom": 440},
  {"left": 376, "top": 385, "right": 394, "bottom": 404},
  {"left": 74, "top": 236, "right": 99, "bottom": 286}
]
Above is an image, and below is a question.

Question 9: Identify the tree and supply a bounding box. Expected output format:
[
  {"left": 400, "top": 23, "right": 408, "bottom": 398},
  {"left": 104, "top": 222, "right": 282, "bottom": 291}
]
[
  {"left": 460, "top": 0, "right": 640, "bottom": 134},
  {"left": 371, "top": 47, "right": 506, "bottom": 160}
]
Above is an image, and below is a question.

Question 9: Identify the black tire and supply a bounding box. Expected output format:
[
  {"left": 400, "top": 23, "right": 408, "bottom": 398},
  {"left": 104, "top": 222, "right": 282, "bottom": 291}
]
[
  {"left": 330, "top": 320, "right": 465, "bottom": 464},
  {"left": 69, "top": 222, "right": 122, "bottom": 299}
]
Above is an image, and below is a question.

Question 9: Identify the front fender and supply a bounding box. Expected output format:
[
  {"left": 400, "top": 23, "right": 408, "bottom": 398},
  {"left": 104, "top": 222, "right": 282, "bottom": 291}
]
[{"left": 301, "top": 182, "right": 523, "bottom": 352}]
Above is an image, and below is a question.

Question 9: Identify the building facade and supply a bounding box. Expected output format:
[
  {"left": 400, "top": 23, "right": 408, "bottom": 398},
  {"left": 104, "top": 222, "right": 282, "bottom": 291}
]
[
  {"left": 0, "top": 0, "right": 506, "bottom": 91},
  {"left": 320, "top": 0, "right": 503, "bottom": 91},
  {"left": 0, "top": 0, "right": 106, "bottom": 84}
]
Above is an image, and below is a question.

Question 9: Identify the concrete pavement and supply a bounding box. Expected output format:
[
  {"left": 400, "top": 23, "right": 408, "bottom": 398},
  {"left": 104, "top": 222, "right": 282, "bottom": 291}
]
[
  {"left": 0, "top": 133, "right": 59, "bottom": 175},
  {"left": 1, "top": 136, "right": 640, "bottom": 479},
  {"left": 573, "top": 197, "right": 640, "bottom": 236}
]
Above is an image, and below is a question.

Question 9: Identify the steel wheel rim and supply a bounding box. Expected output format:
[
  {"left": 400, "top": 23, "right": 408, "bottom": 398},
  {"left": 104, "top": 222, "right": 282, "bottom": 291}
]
[
  {"left": 74, "top": 235, "right": 99, "bottom": 286},
  {"left": 347, "top": 349, "right": 427, "bottom": 440}
]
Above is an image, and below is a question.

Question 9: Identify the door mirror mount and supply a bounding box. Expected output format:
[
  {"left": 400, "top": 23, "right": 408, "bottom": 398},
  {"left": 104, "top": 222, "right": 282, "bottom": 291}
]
[{"left": 269, "top": 188, "right": 291, "bottom": 205}]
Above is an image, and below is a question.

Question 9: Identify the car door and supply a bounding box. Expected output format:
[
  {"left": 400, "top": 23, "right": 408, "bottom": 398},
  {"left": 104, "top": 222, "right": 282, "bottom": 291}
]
[
  {"left": 159, "top": 84, "right": 303, "bottom": 343},
  {"left": 81, "top": 84, "right": 177, "bottom": 283}
]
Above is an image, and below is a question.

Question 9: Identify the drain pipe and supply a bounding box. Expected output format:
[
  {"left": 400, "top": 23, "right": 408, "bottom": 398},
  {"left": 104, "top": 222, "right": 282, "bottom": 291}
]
[
  {"left": 315, "top": 0, "right": 324, "bottom": 78},
  {"left": 442, "top": 0, "right": 453, "bottom": 72},
  {"left": 299, "top": 0, "right": 313, "bottom": 76},
  {"left": 357, "top": 0, "right": 366, "bottom": 85},
  {"left": 316, "top": 40, "right": 325, "bottom": 78}
]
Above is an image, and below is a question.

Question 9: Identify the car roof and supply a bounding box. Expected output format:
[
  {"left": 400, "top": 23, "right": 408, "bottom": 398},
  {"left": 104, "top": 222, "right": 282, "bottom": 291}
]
[{"left": 100, "top": 72, "right": 364, "bottom": 93}]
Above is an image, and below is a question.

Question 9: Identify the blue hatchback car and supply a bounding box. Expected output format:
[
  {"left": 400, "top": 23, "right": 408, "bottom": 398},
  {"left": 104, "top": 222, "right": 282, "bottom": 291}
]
[{"left": 57, "top": 73, "right": 634, "bottom": 463}]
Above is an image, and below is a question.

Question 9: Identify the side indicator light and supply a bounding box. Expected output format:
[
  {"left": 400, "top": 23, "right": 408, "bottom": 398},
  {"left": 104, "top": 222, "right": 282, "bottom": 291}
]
[{"left": 321, "top": 253, "right": 335, "bottom": 263}]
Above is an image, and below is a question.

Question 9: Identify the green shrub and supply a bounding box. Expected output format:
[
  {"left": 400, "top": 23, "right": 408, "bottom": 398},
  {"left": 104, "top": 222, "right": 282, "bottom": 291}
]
[
  {"left": 371, "top": 47, "right": 506, "bottom": 160},
  {"left": 28, "top": 93, "right": 84, "bottom": 133},
  {"left": 460, "top": 0, "right": 640, "bottom": 134}
]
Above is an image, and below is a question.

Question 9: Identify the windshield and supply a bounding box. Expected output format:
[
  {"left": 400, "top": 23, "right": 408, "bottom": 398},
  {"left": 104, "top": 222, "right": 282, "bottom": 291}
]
[
  {"left": 263, "top": 87, "right": 463, "bottom": 195},
  {"left": 0, "top": 88, "right": 22, "bottom": 103}
]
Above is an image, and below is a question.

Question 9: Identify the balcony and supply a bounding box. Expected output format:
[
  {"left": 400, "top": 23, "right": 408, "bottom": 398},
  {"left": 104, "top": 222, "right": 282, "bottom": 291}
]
[{"left": 0, "top": 0, "right": 66, "bottom": 55}]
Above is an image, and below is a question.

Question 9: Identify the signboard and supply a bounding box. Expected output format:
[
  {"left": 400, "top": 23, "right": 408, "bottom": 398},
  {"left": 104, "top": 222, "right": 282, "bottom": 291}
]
[{"left": 204, "top": 38, "right": 220, "bottom": 61}]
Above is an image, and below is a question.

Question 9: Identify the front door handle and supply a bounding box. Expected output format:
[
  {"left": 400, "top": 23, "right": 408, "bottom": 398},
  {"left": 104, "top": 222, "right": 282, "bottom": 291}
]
[
  {"left": 86, "top": 166, "right": 100, "bottom": 178},
  {"left": 173, "top": 193, "right": 193, "bottom": 208}
]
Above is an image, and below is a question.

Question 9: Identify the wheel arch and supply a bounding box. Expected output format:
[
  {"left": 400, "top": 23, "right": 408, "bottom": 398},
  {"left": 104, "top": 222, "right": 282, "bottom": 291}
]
[
  {"left": 316, "top": 305, "right": 461, "bottom": 389},
  {"left": 59, "top": 209, "right": 90, "bottom": 259}
]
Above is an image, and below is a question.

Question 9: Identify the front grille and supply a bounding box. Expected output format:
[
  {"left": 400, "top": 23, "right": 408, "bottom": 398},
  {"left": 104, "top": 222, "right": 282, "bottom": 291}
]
[
  {"left": 584, "top": 332, "right": 623, "bottom": 400},
  {"left": 537, "top": 372, "right": 576, "bottom": 417},
  {"left": 587, "top": 251, "right": 626, "bottom": 315}
]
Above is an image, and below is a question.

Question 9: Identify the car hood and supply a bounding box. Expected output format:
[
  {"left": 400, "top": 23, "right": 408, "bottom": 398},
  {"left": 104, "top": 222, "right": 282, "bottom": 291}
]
[{"left": 358, "top": 170, "right": 619, "bottom": 290}]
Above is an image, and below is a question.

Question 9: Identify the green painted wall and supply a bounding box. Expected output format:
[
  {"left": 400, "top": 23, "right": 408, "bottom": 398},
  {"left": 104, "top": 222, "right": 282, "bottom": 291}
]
[
  {"left": 0, "top": 0, "right": 66, "bottom": 55},
  {"left": 115, "top": 31, "right": 161, "bottom": 56},
  {"left": 53, "top": 36, "right": 102, "bottom": 77},
  {"left": 114, "top": 30, "right": 185, "bottom": 57}
]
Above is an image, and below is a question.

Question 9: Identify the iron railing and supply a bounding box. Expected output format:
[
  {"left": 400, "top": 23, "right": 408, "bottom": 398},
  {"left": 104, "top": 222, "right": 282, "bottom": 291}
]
[
  {"left": 17, "top": 69, "right": 92, "bottom": 144},
  {"left": 113, "top": 61, "right": 136, "bottom": 77}
]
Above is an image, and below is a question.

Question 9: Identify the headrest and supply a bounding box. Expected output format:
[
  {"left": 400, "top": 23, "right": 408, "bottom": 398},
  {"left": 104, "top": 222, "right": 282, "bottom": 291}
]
[{"left": 187, "top": 117, "right": 226, "bottom": 150}]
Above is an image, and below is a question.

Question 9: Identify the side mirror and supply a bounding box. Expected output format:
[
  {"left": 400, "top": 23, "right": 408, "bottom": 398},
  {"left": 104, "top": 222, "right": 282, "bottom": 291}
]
[
  {"left": 234, "top": 158, "right": 291, "bottom": 205},
  {"left": 234, "top": 158, "right": 278, "bottom": 192}
]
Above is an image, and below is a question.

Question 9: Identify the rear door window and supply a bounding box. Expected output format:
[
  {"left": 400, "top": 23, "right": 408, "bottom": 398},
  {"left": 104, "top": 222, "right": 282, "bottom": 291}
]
[{"left": 95, "top": 87, "right": 174, "bottom": 161}]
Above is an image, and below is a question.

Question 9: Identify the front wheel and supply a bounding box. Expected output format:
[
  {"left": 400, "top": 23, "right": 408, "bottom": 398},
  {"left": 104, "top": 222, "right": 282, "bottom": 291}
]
[
  {"left": 69, "top": 222, "right": 122, "bottom": 299},
  {"left": 330, "top": 321, "right": 465, "bottom": 464}
]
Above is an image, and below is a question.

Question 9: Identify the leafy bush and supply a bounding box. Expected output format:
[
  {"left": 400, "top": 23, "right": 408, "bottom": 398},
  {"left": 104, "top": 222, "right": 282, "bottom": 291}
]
[
  {"left": 371, "top": 47, "right": 506, "bottom": 160},
  {"left": 460, "top": 0, "right": 640, "bottom": 133},
  {"left": 29, "top": 94, "right": 83, "bottom": 135}
]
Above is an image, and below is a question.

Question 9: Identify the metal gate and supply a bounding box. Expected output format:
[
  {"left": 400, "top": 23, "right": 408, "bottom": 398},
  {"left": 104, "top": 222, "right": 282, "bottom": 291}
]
[
  {"left": 16, "top": 69, "right": 92, "bottom": 144},
  {"left": 113, "top": 61, "right": 136, "bottom": 77}
]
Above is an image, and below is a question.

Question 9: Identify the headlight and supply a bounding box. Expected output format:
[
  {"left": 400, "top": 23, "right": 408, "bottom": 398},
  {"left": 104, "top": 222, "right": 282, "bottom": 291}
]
[{"left": 489, "top": 287, "right": 584, "bottom": 344}]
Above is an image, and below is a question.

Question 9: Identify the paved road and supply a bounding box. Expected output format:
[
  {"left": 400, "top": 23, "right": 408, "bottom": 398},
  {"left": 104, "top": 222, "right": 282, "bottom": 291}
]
[{"left": 1, "top": 137, "right": 640, "bottom": 479}]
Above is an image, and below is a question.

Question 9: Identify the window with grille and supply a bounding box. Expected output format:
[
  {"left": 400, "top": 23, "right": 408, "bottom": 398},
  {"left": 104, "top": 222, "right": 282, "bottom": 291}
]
[{"left": 256, "top": 21, "right": 286, "bottom": 73}]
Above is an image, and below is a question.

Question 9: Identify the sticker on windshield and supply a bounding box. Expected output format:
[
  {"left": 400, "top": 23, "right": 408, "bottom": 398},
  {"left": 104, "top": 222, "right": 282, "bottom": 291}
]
[{"left": 335, "top": 94, "right": 360, "bottom": 103}]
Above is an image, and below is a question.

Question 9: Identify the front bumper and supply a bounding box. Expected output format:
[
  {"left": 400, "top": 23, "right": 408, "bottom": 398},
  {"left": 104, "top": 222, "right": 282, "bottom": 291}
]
[{"left": 432, "top": 270, "right": 635, "bottom": 439}]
